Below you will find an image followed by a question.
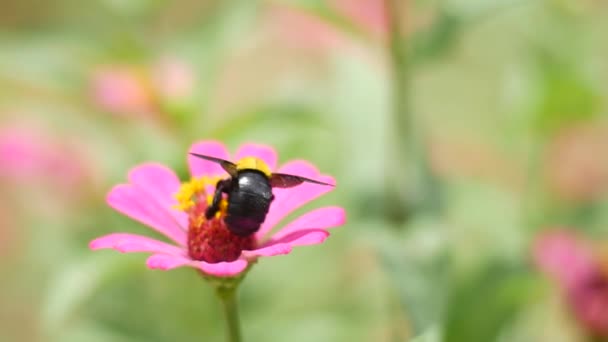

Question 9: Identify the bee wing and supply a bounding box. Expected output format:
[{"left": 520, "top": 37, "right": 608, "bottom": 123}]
[
  {"left": 269, "top": 173, "right": 334, "bottom": 188},
  {"left": 189, "top": 153, "right": 238, "bottom": 177}
]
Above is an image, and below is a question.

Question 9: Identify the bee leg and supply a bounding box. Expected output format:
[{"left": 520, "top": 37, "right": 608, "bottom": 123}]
[{"left": 205, "top": 179, "right": 231, "bottom": 219}]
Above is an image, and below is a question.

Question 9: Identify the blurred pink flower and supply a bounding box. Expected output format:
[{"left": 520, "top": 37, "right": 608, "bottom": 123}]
[
  {"left": 90, "top": 141, "right": 345, "bottom": 277},
  {"left": 269, "top": 5, "right": 346, "bottom": 50},
  {"left": 0, "top": 124, "right": 91, "bottom": 190},
  {"left": 92, "top": 59, "right": 196, "bottom": 117},
  {"left": 332, "top": 0, "right": 387, "bottom": 37},
  {"left": 268, "top": 2, "right": 387, "bottom": 51},
  {"left": 153, "top": 57, "right": 195, "bottom": 101},
  {"left": 91, "top": 66, "right": 153, "bottom": 116},
  {"left": 534, "top": 230, "right": 608, "bottom": 337}
]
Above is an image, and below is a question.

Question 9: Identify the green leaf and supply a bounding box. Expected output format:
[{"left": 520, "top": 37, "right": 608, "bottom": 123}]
[
  {"left": 410, "top": 326, "right": 441, "bottom": 342},
  {"left": 374, "top": 219, "right": 448, "bottom": 335},
  {"left": 42, "top": 252, "right": 143, "bottom": 337},
  {"left": 443, "top": 262, "right": 538, "bottom": 342}
]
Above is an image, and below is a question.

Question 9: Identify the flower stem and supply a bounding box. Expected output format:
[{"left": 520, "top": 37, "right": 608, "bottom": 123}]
[
  {"left": 217, "top": 286, "right": 242, "bottom": 342},
  {"left": 383, "top": 0, "right": 442, "bottom": 223},
  {"left": 384, "top": 0, "right": 411, "bottom": 223}
]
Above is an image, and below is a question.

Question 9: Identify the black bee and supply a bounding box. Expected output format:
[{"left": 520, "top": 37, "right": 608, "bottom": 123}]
[{"left": 190, "top": 153, "right": 333, "bottom": 236}]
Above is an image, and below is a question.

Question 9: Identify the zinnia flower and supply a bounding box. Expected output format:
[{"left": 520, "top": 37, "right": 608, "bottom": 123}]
[
  {"left": 90, "top": 141, "right": 345, "bottom": 277},
  {"left": 152, "top": 57, "right": 195, "bottom": 101},
  {"left": 269, "top": 5, "right": 346, "bottom": 51},
  {"left": 0, "top": 123, "right": 93, "bottom": 191},
  {"left": 91, "top": 66, "right": 153, "bottom": 116},
  {"left": 534, "top": 230, "right": 608, "bottom": 338},
  {"left": 332, "top": 0, "right": 387, "bottom": 38}
]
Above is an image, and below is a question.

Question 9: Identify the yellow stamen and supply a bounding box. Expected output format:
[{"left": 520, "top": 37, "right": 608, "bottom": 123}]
[{"left": 173, "top": 176, "right": 222, "bottom": 212}]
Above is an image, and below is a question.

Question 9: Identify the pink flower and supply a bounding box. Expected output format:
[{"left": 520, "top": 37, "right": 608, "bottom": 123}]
[
  {"left": 268, "top": 1, "right": 387, "bottom": 51},
  {"left": 90, "top": 141, "right": 346, "bottom": 277},
  {"left": 152, "top": 57, "right": 195, "bottom": 101},
  {"left": 534, "top": 230, "right": 608, "bottom": 337},
  {"left": 332, "top": 0, "right": 387, "bottom": 37},
  {"left": 91, "top": 66, "right": 153, "bottom": 116},
  {"left": 0, "top": 123, "right": 92, "bottom": 190},
  {"left": 269, "top": 5, "right": 346, "bottom": 50}
]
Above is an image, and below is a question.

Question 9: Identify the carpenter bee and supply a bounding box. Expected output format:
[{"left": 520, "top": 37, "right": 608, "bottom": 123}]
[{"left": 190, "top": 153, "right": 333, "bottom": 236}]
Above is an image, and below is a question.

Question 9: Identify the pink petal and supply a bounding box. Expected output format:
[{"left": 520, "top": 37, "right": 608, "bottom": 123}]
[
  {"left": 128, "top": 163, "right": 188, "bottom": 229},
  {"left": 243, "top": 244, "right": 292, "bottom": 257},
  {"left": 257, "top": 160, "right": 336, "bottom": 237},
  {"left": 196, "top": 259, "right": 249, "bottom": 277},
  {"left": 256, "top": 206, "right": 345, "bottom": 241},
  {"left": 188, "top": 141, "right": 231, "bottom": 177},
  {"left": 234, "top": 143, "right": 278, "bottom": 171},
  {"left": 107, "top": 184, "right": 187, "bottom": 245},
  {"left": 89, "top": 233, "right": 184, "bottom": 255},
  {"left": 533, "top": 230, "right": 596, "bottom": 289},
  {"left": 147, "top": 254, "right": 249, "bottom": 277},
  {"left": 146, "top": 254, "right": 192, "bottom": 270},
  {"left": 244, "top": 229, "right": 329, "bottom": 257}
]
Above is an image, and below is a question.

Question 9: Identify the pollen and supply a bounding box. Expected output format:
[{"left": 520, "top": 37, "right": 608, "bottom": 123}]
[
  {"left": 174, "top": 176, "right": 220, "bottom": 212},
  {"left": 174, "top": 176, "right": 256, "bottom": 263}
]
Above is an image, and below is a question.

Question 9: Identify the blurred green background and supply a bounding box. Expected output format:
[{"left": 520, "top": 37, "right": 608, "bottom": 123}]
[{"left": 1, "top": 0, "right": 608, "bottom": 341}]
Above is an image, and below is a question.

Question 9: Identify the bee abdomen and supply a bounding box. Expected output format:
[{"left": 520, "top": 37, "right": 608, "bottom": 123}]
[
  {"left": 224, "top": 215, "right": 263, "bottom": 236},
  {"left": 225, "top": 191, "right": 271, "bottom": 236}
]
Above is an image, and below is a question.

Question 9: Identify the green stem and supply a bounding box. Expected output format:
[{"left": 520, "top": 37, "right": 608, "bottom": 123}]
[
  {"left": 217, "top": 287, "right": 242, "bottom": 342},
  {"left": 384, "top": 0, "right": 442, "bottom": 223},
  {"left": 384, "top": 0, "right": 411, "bottom": 223}
]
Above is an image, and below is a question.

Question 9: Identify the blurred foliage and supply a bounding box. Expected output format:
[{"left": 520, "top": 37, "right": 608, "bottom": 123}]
[
  {"left": 1, "top": 0, "right": 608, "bottom": 341},
  {"left": 443, "top": 262, "right": 538, "bottom": 342}
]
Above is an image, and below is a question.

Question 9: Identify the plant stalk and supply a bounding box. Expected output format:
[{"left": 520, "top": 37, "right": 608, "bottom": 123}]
[
  {"left": 384, "top": 0, "right": 442, "bottom": 223},
  {"left": 217, "top": 286, "right": 242, "bottom": 342}
]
